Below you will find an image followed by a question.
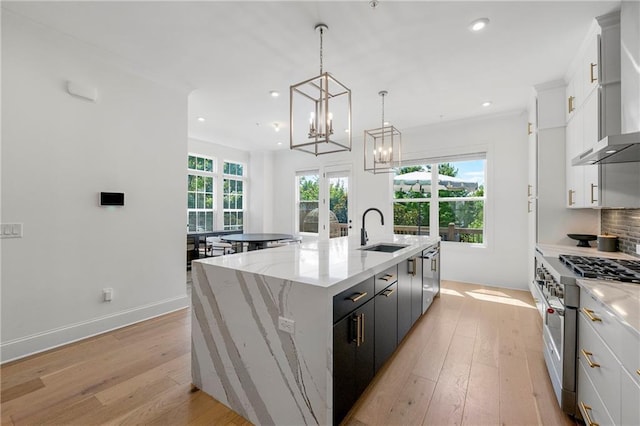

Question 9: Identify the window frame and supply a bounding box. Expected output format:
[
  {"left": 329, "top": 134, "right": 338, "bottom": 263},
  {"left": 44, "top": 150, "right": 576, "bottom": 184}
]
[
  {"left": 222, "top": 160, "right": 246, "bottom": 231},
  {"left": 187, "top": 154, "right": 216, "bottom": 232},
  {"left": 393, "top": 154, "right": 487, "bottom": 246}
]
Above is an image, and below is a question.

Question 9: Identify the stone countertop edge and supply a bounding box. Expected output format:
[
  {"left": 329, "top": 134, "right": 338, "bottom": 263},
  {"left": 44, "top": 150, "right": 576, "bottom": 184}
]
[
  {"left": 536, "top": 243, "right": 639, "bottom": 260},
  {"left": 577, "top": 278, "right": 640, "bottom": 338},
  {"left": 193, "top": 234, "right": 439, "bottom": 295}
]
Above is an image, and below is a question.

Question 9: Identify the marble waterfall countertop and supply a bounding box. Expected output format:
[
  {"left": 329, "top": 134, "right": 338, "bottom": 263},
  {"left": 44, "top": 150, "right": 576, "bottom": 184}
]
[
  {"left": 191, "top": 234, "right": 439, "bottom": 426},
  {"left": 194, "top": 233, "right": 439, "bottom": 294}
]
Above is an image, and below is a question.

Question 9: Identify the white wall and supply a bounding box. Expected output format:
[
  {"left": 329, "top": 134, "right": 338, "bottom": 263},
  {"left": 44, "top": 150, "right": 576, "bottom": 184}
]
[
  {"left": 1, "top": 12, "right": 189, "bottom": 362},
  {"left": 265, "top": 113, "right": 531, "bottom": 290},
  {"left": 401, "top": 113, "right": 530, "bottom": 289}
]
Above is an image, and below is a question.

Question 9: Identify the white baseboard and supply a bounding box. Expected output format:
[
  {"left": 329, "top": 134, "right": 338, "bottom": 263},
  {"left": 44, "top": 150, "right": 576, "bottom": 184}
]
[{"left": 0, "top": 295, "right": 189, "bottom": 364}]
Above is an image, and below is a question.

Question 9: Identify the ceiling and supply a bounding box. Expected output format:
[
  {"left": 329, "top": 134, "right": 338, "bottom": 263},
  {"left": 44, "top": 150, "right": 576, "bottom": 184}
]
[{"left": 2, "top": 1, "right": 621, "bottom": 151}]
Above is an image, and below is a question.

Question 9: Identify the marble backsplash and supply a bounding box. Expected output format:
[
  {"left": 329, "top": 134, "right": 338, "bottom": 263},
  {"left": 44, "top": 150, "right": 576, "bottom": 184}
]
[{"left": 601, "top": 209, "right": 640, "bottom": 257}]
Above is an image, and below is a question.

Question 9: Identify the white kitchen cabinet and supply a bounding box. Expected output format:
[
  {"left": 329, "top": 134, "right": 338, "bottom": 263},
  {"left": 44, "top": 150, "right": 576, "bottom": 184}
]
[
  {"left": 578, "top": 286, "right": 640, "bottom": 426},
  {"left": 564, "top": 11, "right": 640, "bottom": 208}
]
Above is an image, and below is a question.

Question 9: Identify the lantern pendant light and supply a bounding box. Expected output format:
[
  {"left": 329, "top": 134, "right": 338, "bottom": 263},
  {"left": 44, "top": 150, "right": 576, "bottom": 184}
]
[
  {"left": 364, "top": 90, "right": 402, "bottom": 173},
  {"left": 290, "top": 24, "right": 352, "bottom": 156}
]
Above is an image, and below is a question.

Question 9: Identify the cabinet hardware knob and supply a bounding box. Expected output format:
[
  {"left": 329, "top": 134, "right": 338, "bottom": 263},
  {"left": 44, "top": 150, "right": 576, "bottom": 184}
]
[
  {"left": 590, "top": 62, "right": 598, "bottom": 83},
  {"left": 581, "top": 349, "right": 601, "bottom": 368},
  {"left": 580, "top": 402, "right": 599, "bottom": 426},
  {"left": 349, "top": 292, "right": 368, "bottom": 303},
  {"left": 582, "top": 308, "right": 602, "bottom": 322}
]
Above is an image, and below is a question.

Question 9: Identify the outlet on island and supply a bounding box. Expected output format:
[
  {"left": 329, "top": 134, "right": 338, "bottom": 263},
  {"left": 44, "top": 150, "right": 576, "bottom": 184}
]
[{"left": 278, "top": 316, "right": 295, "bottom": 334}]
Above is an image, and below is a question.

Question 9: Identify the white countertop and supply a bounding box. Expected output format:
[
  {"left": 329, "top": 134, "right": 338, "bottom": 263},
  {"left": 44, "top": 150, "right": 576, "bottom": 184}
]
[
  {"left": 536, "top": 243, "right": 638, "bottom": 260},
  {"left": 577, "top": 279, "right": 640, "bottom": 337},
  {"left": 194, "top": 234, "right": 438, "bottom": 289}
]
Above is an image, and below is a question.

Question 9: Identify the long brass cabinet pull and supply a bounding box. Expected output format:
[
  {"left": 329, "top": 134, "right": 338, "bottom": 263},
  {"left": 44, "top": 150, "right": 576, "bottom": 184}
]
[
  {"left": 568, "top": 189, "right": 575, "bottom": 206},
  {"left": 568, "top": 96, "right": 575, "bottom": 113},
  {"left": 527, "top": 184, "right": 532, "bottom": 197},
  {"left": 527, "top": 122, "right": 533, "bottom": 135},
  {"left": 582, "top": 308, "right": 602, "bottom": 322},
  {"left": 637, "top": 369, "right": 640, "bottom": 376},
  {"left": 528, "top": 200, "right": 532, "bottom": 213},
  {"left": 379, "top": 274, "right": 395, "bottom": 282},
  {"left": 349, "top": 292, "right": 368, "bottom": 303},
  {"left": 355, "top": 314, "right": 362, "bottom": 347},
  {"left": 382, "top": 288, "right": 395, "bottom": 297},
  {"left": 581, "top": 349, "right": 601, "bottom": 368},
  {"left": 580, "top": 402, "right": 599, "bottom": 426},
  {"left": 590, "top": 183, "right": 598, "bottom": 204},
  {"left": 360, "top": 314, "right": 365, "bottom": 345},
  {"left": 431, "top": 258, "right": 436, "bottom": 271},
  {"left": 590, "top": 62, "right": 598, "bottom": 83}
]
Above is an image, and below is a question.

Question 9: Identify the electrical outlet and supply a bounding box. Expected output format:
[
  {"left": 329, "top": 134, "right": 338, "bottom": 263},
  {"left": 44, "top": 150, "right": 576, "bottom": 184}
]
[
  {"left": 636, "top": 244, "right": 640, "bottom": 255},
  {"left": 103, "top": 288, "right": 113, "bottom": 302},
  {"left": 278, "top": 316, "right": 295, "bottom": 334}
]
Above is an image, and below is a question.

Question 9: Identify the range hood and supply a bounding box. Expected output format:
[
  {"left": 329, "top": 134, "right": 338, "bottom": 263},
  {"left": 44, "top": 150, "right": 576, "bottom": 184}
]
[{"left": 572, "top": 132, "right": 640, "bottom": 165}]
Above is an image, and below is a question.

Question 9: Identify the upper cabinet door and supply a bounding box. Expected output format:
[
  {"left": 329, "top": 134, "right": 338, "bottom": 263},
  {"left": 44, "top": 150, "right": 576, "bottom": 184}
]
[{"left": 583, "top": 30, "right": 600, "bottom": 98}]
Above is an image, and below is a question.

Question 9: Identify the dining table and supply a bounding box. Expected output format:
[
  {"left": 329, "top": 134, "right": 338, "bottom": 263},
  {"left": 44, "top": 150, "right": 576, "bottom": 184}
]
[{"left": 220, "top": 233, "right": 294, "bottom": 251}]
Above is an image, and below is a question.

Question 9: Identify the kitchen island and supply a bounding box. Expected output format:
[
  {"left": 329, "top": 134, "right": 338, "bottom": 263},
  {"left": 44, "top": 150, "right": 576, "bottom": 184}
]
[{"left": 191, "top": 234, "right": 438, "bottom": 425}]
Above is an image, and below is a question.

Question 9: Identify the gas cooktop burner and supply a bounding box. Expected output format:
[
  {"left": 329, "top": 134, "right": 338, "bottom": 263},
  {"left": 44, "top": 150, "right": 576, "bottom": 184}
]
[{"left": 559, "top": 255, "right": 640, "bottom": 283}]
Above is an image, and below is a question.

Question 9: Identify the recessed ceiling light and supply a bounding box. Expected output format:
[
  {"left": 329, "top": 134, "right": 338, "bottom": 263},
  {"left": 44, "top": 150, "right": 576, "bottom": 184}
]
[
  {"left": 273, "top": 123, "right": 280, "bottom": 132},
  {"left": 383, "top": 121, "right": 390, "bottom": 126},
  {"left": 482, "top": 101, "right": 492, "bottom": 107},
  {"left": 605, "top": 149, "right": 617, "bottom": 154},
  {"left": 197, "top": 117, "right": 206, "bottom": 122},
  {"left": 270, "top": 90, "right": 280, "bottom": 98},
  {"left": 469, "top": 18, "right": 490, "bottom": 32},
  {"left": 345, "top": 129, "right": 350, "bottom": 133},
  {"left": 277, "top": 142, "right": 283, "bottom": 146}
]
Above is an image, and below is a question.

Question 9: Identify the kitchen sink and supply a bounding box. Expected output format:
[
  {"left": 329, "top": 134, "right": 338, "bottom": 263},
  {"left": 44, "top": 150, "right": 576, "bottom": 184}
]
[{"left": 359, "top": 243, "right": 408, "bottom": 253}]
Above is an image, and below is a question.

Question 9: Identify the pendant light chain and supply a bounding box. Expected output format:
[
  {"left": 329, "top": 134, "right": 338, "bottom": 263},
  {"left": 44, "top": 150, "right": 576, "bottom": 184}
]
[{"left": 381, "top": 92, "right": 385, "bottom": 127}]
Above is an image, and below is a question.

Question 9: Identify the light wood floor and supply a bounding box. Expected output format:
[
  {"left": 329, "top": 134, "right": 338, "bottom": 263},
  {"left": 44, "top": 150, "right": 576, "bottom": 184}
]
[{"left": 1, "top": 281, "right": 577, "bottom": 425}]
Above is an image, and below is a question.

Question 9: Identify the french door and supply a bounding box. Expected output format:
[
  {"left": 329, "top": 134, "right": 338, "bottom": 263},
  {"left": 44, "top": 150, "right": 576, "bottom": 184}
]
[{"left": 295, "top": 165, "right": 353, "bottom": 239}]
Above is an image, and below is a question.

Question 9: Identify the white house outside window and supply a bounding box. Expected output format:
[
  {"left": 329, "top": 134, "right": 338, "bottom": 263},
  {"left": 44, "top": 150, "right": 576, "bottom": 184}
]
[
  {"left": 223, "top": 161, "right": 245, "bottom": 231},
  {"left": 187, "top": 154, "right": 215, "bottom": 232},
  {"left": 393, "top": 155, "right": 486, "bottom": 244}
]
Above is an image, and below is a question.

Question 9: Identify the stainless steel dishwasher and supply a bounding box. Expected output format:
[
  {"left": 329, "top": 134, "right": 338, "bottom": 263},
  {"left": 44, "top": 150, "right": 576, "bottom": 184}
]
[{"left": 422, "top": 243, "right": 440, "bottom": 313}]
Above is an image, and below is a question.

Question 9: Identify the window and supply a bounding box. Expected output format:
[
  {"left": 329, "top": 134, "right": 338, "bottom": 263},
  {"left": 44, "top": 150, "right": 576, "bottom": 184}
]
[
  {"left": 223, "top": 161, "right": 245, "bottom": 231},
  {"left": 296, "top": 172, "right": 320, "bottom": 234},
  {"left": 393, "top": 156, "right": 486, "bottom": 244},
  {"left": 188, "top": 154, "right": 214, "bottom": 232}
]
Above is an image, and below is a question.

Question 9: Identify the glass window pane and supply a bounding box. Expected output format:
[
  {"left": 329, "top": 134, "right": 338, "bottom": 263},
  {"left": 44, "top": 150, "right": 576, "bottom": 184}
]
[
  {"left": 438, "top": 200, "right": 484, "bottom": 243},
  {"left": 223, "top": 179, "right": 229, "bottom": 194},
  {"left": 223, "top": 195, "right": 229, "bottom": 209},
  {"left": 196, "top": 193, "right": 205, "bottom": 209},
  {"left": 205, "top": 194, "right": 213, "bottom": 209},
  {"left": 188, "top": 192, "right": 195, "bottom": 209},
  {"left": 237, "top": 180, "right": 243, "bottom": 193},
  {"left": 237, "top": 212, "right": 243, "bottom": 226},
  {"left": 188, "top": 156, "right": 197, "bottom": 170},
  {"left": 230, "top": 180, "right": 236, "bottom": 192},
  {"left": 237, "top": 164, "right": 243, "bottom": 176},
  {"left": 393, "top": 201, "right": 429, "bottom": 235},
  {"left": 188, "top": 175, "right": 196, "bottom": 191},
  {"left": 197, "top": 212, "right": 206, "bottom": 231},
  {"left": 205, "top": 212, "right": 213, "bottom": 231},
  {"left": 238, "top": 195, "right": 243, "bottom": 209},
  {"left": 205, "top": 177, "right": 213, "bottom": 193},
  {"left": 298, "top": 175, "right": 319, "bottom": 201},
  {"left": 197, "top": 157, "right": 204, "bottom": 171},
  {"left": 204, "top": 159, "right": 213, "bottom": 172},
  {"left": 437, "top": 160, "right": 483, "bottom": 197},
  {"left": 188, "top": 212, "right": 197, "bottom": 232}
]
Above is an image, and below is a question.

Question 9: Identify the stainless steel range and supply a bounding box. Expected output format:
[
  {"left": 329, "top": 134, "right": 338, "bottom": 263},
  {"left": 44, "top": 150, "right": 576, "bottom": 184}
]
[{"left": 531, "top": 249, "right": 640, "bottom": 417}]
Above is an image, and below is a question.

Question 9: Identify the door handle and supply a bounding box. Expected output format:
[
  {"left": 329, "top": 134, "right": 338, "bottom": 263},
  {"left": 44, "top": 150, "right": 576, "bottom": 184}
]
[
  {"left": 382, "top": 288, "right": 395, "bottom": 297},
  {"left": 590, "top": 62, "right": 597, "bottom": 83},
  {"left": 431, "top": 257, "right": 436, "bottom": 271},
  {"left": 590, "top": 183, "right": 598, "bottom": 204},
  {"left": 349, "top": 292, "right": 368, "bottom": 303},
  {"left": 581, "top": 349, "right": 601, "bottom": 368},
  {"left": 580, "top": 402, "right": 598, "bottom": 426}
]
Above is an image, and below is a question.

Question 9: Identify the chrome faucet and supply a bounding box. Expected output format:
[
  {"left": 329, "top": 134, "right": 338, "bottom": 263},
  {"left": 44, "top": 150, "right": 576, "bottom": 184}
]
[{"left": 361, "top": 207, "right": 384, "bottom": 246}]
